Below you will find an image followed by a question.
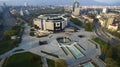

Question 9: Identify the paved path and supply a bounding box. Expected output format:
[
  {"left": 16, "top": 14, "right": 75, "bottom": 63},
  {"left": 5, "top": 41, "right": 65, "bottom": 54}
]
[
  {"left": 92, "top": 57, "right": 106, "bottom": 67},
  {"left": 41, "top": 56, "right": 48, "bottom": 67},
  {"left": 0, "top": 58, "right": 5, "bottom": 67}
]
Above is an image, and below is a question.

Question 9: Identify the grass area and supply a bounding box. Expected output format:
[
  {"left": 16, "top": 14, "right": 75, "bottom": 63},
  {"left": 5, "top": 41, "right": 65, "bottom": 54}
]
[
  {"left": 112, "top": 45, "right": 120, "bottom": 66},
  {"left": 0, "top": 40, "right": 18, "bottom": 55},
  {"left": 3, "top": 52, "right": 42, "bottom": 67},
  {"left": 41, "top": 51, "right": 59, "bottom": 58},
  {"left": 46, "top": 58, "right": 67, "bottom": 67},
  {"left": 47, "top": 58, "right": 55, "bottom": 67}
]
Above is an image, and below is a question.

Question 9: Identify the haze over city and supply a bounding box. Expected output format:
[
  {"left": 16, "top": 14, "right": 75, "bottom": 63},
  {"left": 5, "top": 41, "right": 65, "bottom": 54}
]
[{"left": 0, "top": 0, "right": 120, "bottom": 6}]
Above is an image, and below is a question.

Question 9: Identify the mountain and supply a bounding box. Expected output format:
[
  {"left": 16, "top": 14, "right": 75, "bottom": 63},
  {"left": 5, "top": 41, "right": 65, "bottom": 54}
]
[
  {"left": 78, "top": 0, "right": 109, "bottom": 6},
  {"left": 112, "top": 3, "right": 120, "bottom": 6}
]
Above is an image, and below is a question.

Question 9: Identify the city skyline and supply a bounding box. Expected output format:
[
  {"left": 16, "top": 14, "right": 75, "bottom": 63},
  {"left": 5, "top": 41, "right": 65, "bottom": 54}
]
[{"left": 0, "top": 0, "right": 120, "bottom": 6}]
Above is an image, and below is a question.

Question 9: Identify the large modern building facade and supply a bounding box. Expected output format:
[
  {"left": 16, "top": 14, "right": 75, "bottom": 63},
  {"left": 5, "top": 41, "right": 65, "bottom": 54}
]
[{"left": 33, "top": 14, "right": 68, "bottom": 32}]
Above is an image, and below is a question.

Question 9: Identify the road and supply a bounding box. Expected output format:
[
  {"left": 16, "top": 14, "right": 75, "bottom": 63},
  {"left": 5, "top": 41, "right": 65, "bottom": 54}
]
[
  {"left": 0, "top": 8, "right": 16, "bottom": 39},
  {"left": 94, "top": 21, "right": 120, "bottom": 45}
]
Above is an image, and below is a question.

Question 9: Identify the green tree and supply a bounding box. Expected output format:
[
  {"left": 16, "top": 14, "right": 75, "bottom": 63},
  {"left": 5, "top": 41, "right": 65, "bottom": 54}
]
[
  {"left": 106, "top": 47, "right": 112, "bottom": 58},
  {"left": 105, "top": 58, "right": 118, "bottom": 67},
  {"left": 84, "top": 22, "right": 94, "bottom": 31},
  {"left": 30, "top": 32, "right": 35, "bottom": 36},
  {"left": 70, "top": 17, "right": 83, "bottom": 27}
]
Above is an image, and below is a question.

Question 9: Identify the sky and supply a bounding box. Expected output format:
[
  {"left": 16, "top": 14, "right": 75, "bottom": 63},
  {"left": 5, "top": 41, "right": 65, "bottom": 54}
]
[
  {"left": 95, "top": 0, "right": 119, "bottom": 3},
  {"left": 0, "top": 0, "right": 120, "bottom": 6}
]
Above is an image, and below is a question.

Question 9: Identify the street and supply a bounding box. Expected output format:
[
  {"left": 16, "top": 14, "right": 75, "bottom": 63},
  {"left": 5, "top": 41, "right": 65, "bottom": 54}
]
[{"left": 94, "top": 21, "right": 120, "bottom": 45}]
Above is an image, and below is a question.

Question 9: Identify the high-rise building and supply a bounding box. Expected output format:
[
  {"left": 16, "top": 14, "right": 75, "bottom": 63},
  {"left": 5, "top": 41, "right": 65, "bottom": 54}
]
[
  {"left": 3, "top": 2, "right": 7, "bottom": 9},
  {"left": 3, "top": 2, "right": 6, "bottom": 7},
  {"left": 102, "top": 8, "right": 107, "bottom": 14},
  {"left": 20, "top": 9, "right": 24, "bottom": 16},
  {"left": 0, "top": 6, "right": 3, "bottom": 13},
  {"left": 25, "top": 10, "right": 30, "bottom": 15},
  {"left": 24, "top": 2, "right": 28, "bottom": 7},
  {"left": 72, "top": 0, "right": 80, "bottom": 16}
]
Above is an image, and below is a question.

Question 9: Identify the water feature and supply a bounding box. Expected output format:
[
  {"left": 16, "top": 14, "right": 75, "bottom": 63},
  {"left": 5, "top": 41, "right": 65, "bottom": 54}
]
[{"left": 67, "top": 45, "right": 84, "bottom": 59}]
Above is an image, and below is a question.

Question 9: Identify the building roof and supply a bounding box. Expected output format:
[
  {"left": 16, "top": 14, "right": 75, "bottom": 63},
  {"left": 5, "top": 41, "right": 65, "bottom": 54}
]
[
  {"left": 37, "top": 14, "right": 66, "bottom": 22},
  {"left": 110, "top": 24, "right": 116, "bottom": 26}
]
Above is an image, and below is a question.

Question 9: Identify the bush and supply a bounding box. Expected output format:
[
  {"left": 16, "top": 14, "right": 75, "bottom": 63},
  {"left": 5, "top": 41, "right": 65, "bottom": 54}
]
[
  {"left": 30, "top": 32, "right": 34, "bottom": 36},
  {"left": 30, "top": 28, "right": 35, "bottom": 31}
]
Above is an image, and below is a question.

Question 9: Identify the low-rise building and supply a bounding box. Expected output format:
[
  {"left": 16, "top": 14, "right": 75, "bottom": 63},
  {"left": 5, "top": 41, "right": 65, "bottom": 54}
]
[
  {"left": 98, "top": 18, "right": 106, "bottom": 27},
  {"left": 82, "top": 15, "right": 94, "bottom": 23},
  {"left": 108, "top": 24, "right": 118, "bottom": 31}
]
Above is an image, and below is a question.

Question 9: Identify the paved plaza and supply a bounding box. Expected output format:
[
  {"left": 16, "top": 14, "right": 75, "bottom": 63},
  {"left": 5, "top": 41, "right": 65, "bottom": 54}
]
[{"left": 0, "top": 23, "right": 105, "bottom": 67}]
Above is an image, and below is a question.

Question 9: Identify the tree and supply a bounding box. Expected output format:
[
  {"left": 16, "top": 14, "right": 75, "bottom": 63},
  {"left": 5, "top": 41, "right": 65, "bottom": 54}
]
[
  {"left": 106, "top": 47, "right": 112, "bottom": 58},
  {"left": 30, "top": 32, "right": 34, "bottom": 36},
  {"left": 70, "top": 17, "right": 83, "bottom": 27},
  {"left": 105, "top": 58, "right": 118, "bottom": 67},
  {"left": 84, "top": 22, "right": 94, "bottom": 31}
]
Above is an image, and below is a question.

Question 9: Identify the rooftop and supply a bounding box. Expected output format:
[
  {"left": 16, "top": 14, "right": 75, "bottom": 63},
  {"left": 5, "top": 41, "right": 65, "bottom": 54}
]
[{"left": 37, "top": 14, "right": 66, "bottom": 22}]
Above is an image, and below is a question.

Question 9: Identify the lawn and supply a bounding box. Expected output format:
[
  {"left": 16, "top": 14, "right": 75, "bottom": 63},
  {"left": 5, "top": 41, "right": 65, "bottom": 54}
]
[
  {"left": 0, "top": 40, "right": 17, "bottom": 55},
  {"left": 3, "top": 52, "right": 42, "bottom": 67}
]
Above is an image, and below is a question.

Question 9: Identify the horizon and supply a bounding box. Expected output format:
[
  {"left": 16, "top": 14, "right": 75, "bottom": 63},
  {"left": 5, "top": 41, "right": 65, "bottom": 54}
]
[{"left": 0, "top": 0, "right": 120, "bottom": 6}]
